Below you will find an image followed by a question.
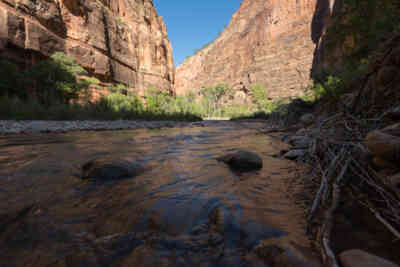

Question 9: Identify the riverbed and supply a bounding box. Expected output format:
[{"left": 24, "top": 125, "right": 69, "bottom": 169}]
[{"left": 0, "top": 121, "right": 313, "bottom": 266}]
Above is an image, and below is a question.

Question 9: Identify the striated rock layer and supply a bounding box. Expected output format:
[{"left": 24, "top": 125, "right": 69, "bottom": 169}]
[
  {"left": 0, "top": 0, "right": 175, "bottom": 94},
  {"left": 176, "top": 0, "right": 323, "bottom": 99}
]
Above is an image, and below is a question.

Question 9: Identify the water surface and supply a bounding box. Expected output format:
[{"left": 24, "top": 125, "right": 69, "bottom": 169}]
[{"left": 0, "top": 122, "right": 309, "bottom": 266}]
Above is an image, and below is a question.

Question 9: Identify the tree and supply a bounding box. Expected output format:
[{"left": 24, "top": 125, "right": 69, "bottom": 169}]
[{"left": 26, "top": 52, "right": 89, "bottom": 106}]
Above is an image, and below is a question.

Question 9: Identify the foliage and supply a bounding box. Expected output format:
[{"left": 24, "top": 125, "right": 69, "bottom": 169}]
[
  {"left": 26, "top": 52, "right": 91, "bottom": 105},
  {"left": 250, "top": 84, "right": 269, "bottom": 110},
  {"left": 99, "top": 92, "right": 144, "bottom": 113},
  {"left": 0, "top": 59, "right": 27, "bottom": 99},
  {"left": 85, "top": 77, "right": 101, "bottom": 85},
  {"left": 0, "top": 94, "right": 202, "bottom": 121},
  {"left": 311, "top": 76, "right": 345, "bottom": 101},
  {"left": 108, "top": 83, "right": 127, "bottom": 93},
  {"left": 145, "top": 88, "right": 175, "bottom": 114},
  {"left": 199, "top": 84, "right": 234, "bottom": 117},
  {"left": 0, "top": 53, "right": 98, "bottom": 106}
]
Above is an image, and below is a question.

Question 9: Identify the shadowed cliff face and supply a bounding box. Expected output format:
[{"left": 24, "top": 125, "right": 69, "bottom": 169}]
[
  {"left": 0, "top": 0, "right": 175, "bottom": 94},
  {"left": 310, "top": 0, "right": 343, "bottom": 78},
  {"left": 176, "top": 0, "right": 319, "bottom": 99},
  {"left": 311, "top": 0, "right": 400, "bottom": 78}
]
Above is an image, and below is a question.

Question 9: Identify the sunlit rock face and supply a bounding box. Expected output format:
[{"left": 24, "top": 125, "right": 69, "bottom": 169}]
[
  {"left": 176, "top": 0, "right": 321, "bottom": 99},
  {"left": 0, "top": 0, "right": 174, "bottom": 94}
]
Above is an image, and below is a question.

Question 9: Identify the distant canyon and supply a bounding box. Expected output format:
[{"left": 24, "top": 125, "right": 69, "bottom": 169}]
[{"left": 0, "top": 0, "right": 344, "bottom": 100}]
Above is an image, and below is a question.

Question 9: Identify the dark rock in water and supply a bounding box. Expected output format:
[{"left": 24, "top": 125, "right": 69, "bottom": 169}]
[
  {"left": 81, "top": 158, "right": 147, "bottom": 180},
  {"left": 217, "top": 150, "right": 263, "bottom": 171}
]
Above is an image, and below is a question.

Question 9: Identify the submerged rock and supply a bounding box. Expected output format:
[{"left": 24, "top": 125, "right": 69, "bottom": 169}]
[
  {"left": 283, "top": 149, "right": 307, "bottom": 160},
  {"left": 81, "top": 158, "right": 147, "bottom": 180},
  {"left": 339, "top": 249, "right": 399, "bottom": 267},
  {"left": 217, "top": 150, "right": 263, "bottom": 171}
]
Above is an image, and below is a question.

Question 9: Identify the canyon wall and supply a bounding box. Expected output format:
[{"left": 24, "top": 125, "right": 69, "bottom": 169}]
[
  {"left": 0, "top": 0, "right": 175, "bottom": 94},
  {"left": 176, "top": 0, "right": 329, "bottom": 99}
]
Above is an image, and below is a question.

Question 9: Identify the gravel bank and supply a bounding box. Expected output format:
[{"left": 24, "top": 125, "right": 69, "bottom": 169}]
[{"left": 0, "top": 120, "right": 243, "bottom": 134}]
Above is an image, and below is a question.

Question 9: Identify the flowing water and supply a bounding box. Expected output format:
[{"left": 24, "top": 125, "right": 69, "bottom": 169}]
[{"left": 0, "top": 122, "right": 310, "bottom": 267}]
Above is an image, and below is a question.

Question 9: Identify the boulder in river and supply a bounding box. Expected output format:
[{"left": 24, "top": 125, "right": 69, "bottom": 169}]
[
  {"left": 339, "top": 249, "right": 399, "bottom": 267},
  {"left": 81, "top": 158, "right": 147, "bottom": 180},
  {"left": 217, "top": 150, "right": 263, "bottom": 171}
]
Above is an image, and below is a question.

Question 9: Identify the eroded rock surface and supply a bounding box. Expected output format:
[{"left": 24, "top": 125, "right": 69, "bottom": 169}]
[{"left": 0, "top": 0, "right": 174, "bottom": 94}]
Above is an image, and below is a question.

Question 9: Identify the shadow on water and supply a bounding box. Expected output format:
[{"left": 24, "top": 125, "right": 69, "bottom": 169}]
[{"left": 0, "top": 122, "right": 310, "bottom": 266}]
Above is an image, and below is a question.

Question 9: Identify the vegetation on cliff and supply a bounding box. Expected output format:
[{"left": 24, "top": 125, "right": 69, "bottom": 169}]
[{"left": 0, "top": 53, "right": 200, "bottom": 121}]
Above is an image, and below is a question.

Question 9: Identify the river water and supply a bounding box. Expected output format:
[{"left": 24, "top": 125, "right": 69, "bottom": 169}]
[{"left": 0, "top": 122, "right": 310, "bottom": 267}]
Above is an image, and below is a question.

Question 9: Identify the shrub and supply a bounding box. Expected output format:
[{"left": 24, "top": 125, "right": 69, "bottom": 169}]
[
  {"left": 311, "top": 75, "right": 345, "bottom": 101},
  {"left": 145, "top": 88, "right": 174, "bottom": 114},
  {"left": 250, "top": 84, "right": 269, "bottom": 110},
  {"left": 99, "top": 92, "right": 144, "bottom": 113},
  {"left": 108, "top": 83, "right": 127, "bottom": 94}
]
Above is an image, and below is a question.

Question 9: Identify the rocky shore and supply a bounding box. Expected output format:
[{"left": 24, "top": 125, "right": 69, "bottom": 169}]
[{"left": 0, "top": 120, "right": 208, "bottom": 134}]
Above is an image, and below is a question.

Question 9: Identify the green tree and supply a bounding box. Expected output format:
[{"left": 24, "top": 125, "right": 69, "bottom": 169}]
[
  {"left": 26, "top": 52, "right": 89, "bottom": 106},
  {"left": 199, "top": 84, "right": 232, "bottom": 117}
]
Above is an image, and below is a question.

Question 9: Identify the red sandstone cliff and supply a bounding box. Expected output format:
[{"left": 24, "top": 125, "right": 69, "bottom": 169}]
[
  {"left": 0, "top": 0, "right": 174, "bottom": 94},
  {"left": 176, "top": 0, "right": 323, "bottom": 99}
]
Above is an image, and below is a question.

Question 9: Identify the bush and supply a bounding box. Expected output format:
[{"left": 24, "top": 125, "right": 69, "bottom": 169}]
[
  {"left": 108, "top": 83, "right": 127, "bottom": 94},
  {"left": 311, "top": 75, "right": 345, "bottom": 101},
  {"left": 250, "top": 84, "right": 269, "bottom": 110},
  {"left": 99, "top": 92, "right": 144, "bottom": 113}
]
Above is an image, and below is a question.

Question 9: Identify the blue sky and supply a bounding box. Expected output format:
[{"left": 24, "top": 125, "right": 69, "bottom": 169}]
[{"left": 153, "top": 1, "right": 243, "bottom": 66}]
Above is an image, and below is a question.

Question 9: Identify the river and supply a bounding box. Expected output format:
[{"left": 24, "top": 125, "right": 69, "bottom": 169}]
[{"left": 0, "top": 122, "right": 312, "bottom": 267}]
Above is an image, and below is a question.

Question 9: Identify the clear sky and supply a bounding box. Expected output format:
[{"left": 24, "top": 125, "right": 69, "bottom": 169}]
[{"left": 153, "top": 1, "right": 243, "bottom": 67}]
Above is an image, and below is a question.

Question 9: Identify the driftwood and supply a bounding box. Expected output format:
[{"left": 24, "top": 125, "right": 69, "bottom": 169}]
[
  {"left": 365, "top": 204, "right": 400, "bottom": 241},
  {"left": 320, "top": 158, "right": 350, "bottom": 267},
  {"left": 321, "top": 182, "right": 341, "bottom": 267},
  {"left": 297, "top": 110, "right": 400, "bottom": 266}
]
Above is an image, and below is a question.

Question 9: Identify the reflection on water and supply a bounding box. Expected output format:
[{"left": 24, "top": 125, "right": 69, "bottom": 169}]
[{"left": 0, "top": 123, "right": 309, "bottom": 266}]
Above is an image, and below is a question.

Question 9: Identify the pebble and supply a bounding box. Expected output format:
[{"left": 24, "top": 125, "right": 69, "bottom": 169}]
[{"left": 0, "top": 120, "right": 260, "bottom": 134}]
